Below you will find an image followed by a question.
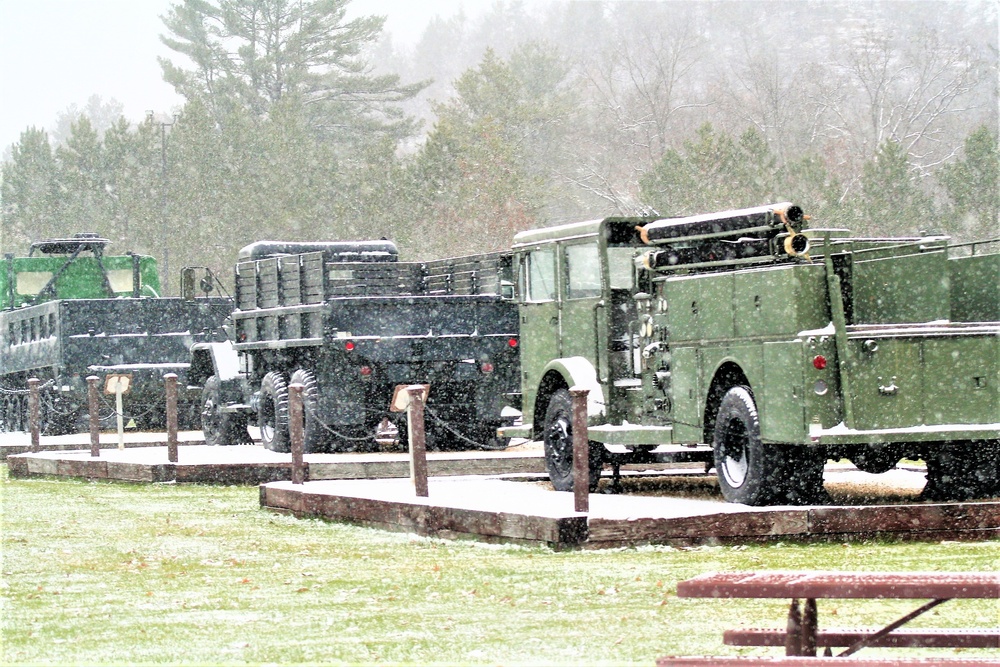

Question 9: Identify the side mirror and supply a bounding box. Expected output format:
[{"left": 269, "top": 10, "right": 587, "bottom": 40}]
[{"left": 180, "top": 267, "right": 197, "bottom": 300}]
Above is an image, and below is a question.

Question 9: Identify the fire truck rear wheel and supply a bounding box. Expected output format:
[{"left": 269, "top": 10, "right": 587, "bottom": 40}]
[
  {"left": 258, "top": 372, "right": 290, "bottom": 453},
  {"left": 713, "top": 386, "right": 781, "bottom": 505},
  {"left": 542, "top": 388, "right": 603, "bottom": 492}
]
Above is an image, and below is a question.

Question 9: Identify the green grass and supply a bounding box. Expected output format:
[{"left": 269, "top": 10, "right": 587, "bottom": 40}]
[{"left": 2, "top": 465, "right": 998, "bottom": 665}]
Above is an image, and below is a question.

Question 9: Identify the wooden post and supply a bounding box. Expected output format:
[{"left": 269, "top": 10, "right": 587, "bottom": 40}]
[
  {"left": 88, "top": 376, "right": 100, "bottom": 457},
  {"left": 164, "top": 373, "right": 179, "bottom": 463},
  {"left": 28, "top": 378, "right": 40, "bottom": 453},
  {"left": 569, "top": 386, "right": 590, "bottom": 513},
  {"left": 288, "top": 383, "right": 305, "bottom": 485},
  {"left": 114, "top": 382, "right": 125, "bottom": 451},
  {"left": 407, "top": 385, "right": 428, "bottom": 497}
]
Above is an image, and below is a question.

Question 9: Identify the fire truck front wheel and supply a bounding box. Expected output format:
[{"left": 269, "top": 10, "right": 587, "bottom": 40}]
[{"left": 542, "top": 388, "right": 603, "bottom": 492}]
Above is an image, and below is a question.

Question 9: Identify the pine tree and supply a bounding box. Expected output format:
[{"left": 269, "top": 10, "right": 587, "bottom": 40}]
[
  {"left": 939, "top": 125, "right": 999, "bottom": 240},
  {"left": 1, "top": 127, "right": 58, "bottom": 247},
  {"left": 159, "top": 0, "right": 426, "bottom": 147}
]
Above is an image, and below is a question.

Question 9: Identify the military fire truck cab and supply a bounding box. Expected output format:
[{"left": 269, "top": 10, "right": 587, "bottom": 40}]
[{"left": 503, "top": 204, "right": 1000, "bottom": 505}]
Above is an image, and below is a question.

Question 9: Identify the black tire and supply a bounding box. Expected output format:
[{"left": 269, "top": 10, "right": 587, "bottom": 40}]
[
  {"left": 849, "top": 444, "right": 903, "bottom": 475},
  {"left": 922, "top": 441, "right": 1000, "bottom": 501},
  {"left": 289, "top": 369, "right": 329, "bottom": 453},
  {"left": 258, "top": 371, "right": 290, "bottom": 452},
  {"left": 201, "top": 375, "right": 250, "bottom": 446},
  {"left": 713, "top": 386, "right": 773, "bottom": 504},
  {"left": 712, "top": 386, "right": 826, "bottom": 505},
  {"left": 542, "top": 388, "right": 603, "bottom": 492}
]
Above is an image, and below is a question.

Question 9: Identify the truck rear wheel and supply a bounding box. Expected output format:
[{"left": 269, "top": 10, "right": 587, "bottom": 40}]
[
  {"left": 922, "top": 441, "right": 1000, "bottom": 501},
  {"left": 712, "top": 386, "right": 781, "bottom": 505},
  {"left": 201, "top": 375, "right": 249, "bottom": 446},
  {"left": 542, "top": 388, "right": 603, "bottom": 492},
  {"left": 258, "top": 372, "right": 290, "bottom": 452},
  {"left": 289, "top": 369, "right": 329, "bottom": 453},
  {"left": 712, "top": 386, "right": 825, "bottom": 505}
]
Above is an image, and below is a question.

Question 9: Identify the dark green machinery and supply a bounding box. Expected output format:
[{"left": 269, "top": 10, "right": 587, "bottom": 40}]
[
  {"left": 0, "top": 234, "right": 232, "bottom": 433},
  {"left": 502, "top": 203, "right": 1000, "bottom": 505},
  {"left": 189, "top": 240, "right": 520, "bottom": 451}
]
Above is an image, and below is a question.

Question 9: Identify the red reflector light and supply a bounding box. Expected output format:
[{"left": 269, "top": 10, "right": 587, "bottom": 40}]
[
  {"left": 481, "top": 362, "right": 494, "bottom": 373},
  {"left": 813, "top": 355, "right": 827, "bottom": 370},
  {"left": 508, "top": 338, "right": 518, "bottom": 348},
  {"left": 345, "top": 341, "right": 355, "bottom": 351},
  {"left": 360, "top": 366, "right": 372, "bottom": 376}
]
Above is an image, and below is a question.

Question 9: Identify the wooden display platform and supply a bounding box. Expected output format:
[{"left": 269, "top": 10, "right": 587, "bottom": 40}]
[
  {"left": 0, "top": 431, "right": 205, "bottom": 460},
  {"left": 259, "top": 471, "right": 1000, "bottom": 548},
  {"left": 4, "top": 443, "right": 548, "bottom": 484}
]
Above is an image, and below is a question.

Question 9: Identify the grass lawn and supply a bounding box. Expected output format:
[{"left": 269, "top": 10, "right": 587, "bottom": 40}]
[{"left": 2, "top": 464, "right": 998, "bottom": 665}]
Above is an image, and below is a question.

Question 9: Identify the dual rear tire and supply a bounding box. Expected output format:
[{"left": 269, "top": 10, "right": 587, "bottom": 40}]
[{"left": 258, "top": 369, "right": 375, "bottom": 453}]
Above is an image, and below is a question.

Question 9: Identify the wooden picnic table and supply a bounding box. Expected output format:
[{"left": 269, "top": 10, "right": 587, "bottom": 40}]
[{"left": 675, "top": 571, "right": 1000, "bottom": 658}]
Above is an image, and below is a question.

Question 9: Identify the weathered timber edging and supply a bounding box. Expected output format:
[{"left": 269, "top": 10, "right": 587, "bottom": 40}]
[
  {"left": 258, "top": 476, "right": 1000, "bottom": 549},
  {"left": 4, "top": 444, "right": 547, "bottom": 484}
]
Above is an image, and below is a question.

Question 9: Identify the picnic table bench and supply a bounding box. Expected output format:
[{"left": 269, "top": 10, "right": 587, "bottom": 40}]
[{"left": 658, "top": 571, "right": 1000, "bottom": 665}]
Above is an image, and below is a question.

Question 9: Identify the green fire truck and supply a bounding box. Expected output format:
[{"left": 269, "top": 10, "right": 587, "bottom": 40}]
[{"left": 502, "top": 203, "right": 1000, "bottom": 505}]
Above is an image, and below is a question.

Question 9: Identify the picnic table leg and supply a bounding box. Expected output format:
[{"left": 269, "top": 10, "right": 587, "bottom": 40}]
[
  {"left": 784, "top": 598, "right": 818, "bottom": 656},
  {"left": 785, "top": 599, "right": 802, "bottom": 655},
  {"left": 838, "top": 598, "right": 949, "bottom": 657},
  {"left": 801, "top": 598, "right": 818, "bottom": 656}
]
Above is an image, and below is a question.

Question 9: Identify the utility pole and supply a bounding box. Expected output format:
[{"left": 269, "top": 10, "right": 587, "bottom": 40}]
[{"left": 149, "top": 112, "right": 175, "bottom": 295}]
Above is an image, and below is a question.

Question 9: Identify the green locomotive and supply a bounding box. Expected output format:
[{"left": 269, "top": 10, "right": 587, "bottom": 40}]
[{"left": 0, "top": 234, "right": 231, "bottom": 433}]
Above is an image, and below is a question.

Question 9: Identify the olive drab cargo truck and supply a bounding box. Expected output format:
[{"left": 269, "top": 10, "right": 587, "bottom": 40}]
[
  {"left": 0, "top": 234, "right": 232, "bottom": 433},
  {"left": 189, "top": 240, "right": 520, "bottom": 452},
  {"left": 501, "top": 203, "right": 1000, "bottom": 505}
]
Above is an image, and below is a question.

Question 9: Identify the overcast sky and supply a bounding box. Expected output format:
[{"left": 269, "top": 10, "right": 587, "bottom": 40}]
[{"left": 0, "top": 0, "right": 490, "bottom": 153}]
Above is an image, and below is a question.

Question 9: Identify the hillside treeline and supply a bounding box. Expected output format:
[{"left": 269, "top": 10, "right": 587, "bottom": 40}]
[{"left": 1, "top": 0, "right": 996, "bottom": 291}]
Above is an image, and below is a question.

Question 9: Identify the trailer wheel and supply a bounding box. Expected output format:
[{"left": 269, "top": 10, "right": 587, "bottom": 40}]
[
  {"left": 922, "top": 440, "right": 1000, "bottom": 501},
  {"left": 542, "top": 388, "right": 603, "bottom": 492},
  {"left": 201, "top": 375, "right": 249, "bottom": 446},
  {"left": 258, "top": 372, "right": 290, "bottom": 452},
  {"left": 289, "top": 369, "right": 328, "bottom": 453},
  {"left": 713, "top": 386, "right": 781, "bottom": 505}
]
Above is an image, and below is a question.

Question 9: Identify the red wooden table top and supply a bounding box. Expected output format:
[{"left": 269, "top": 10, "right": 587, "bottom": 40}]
[{"left": 676, "top": 571, "right": 1000, "bottom": 600}]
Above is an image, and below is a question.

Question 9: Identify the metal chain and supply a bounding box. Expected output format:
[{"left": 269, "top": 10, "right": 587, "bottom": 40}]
[
  {"left": 423, "top": 405, "right": 514, "bottom": 451},
  {"left": 302, "top": 402, "right": 380, "bottom": 442},
  {"left": 0, "top": 379, "right": 56, "bottom": 395},
  {"left": 299, "top": 399, "right": 513, "bottom": 451}
]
